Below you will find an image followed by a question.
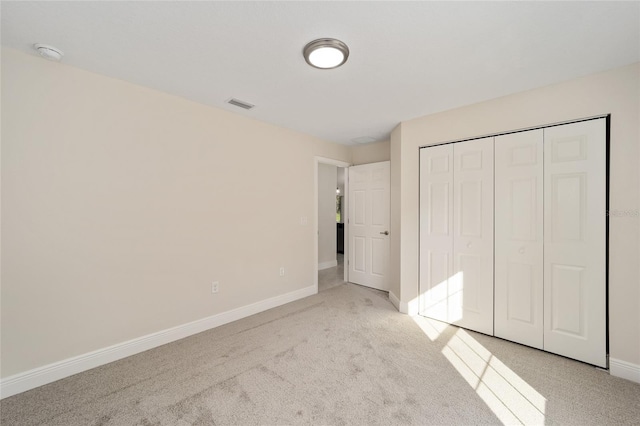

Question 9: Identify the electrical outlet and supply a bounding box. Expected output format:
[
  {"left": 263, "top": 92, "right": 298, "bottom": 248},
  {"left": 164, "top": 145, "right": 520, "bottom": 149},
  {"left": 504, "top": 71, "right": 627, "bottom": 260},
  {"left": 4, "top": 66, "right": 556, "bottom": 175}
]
[
  {"left": 211, "top": 281, "right": 219, "bottom": 294},
  {"left": 300, "top": 216, "right": 307, "bottom": 225},
  {"left": 279, "top": 267, "right": 285, "bottom": 276}
]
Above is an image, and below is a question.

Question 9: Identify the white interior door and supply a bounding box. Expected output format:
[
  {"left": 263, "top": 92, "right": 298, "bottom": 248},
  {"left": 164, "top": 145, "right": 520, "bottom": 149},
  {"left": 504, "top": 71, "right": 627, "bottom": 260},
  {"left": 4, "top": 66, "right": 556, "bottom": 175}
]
[
  {"left": 348, "top": 161, "right": 390, "bottom": 291},
  {"left": 543, "top": 119, "right": 607, "bottom": 367},
  {"left": 452, "top": 138, "right": 495, "bottom": 335},
  {"left": 419, "top": 144, "right": 454, "bottom": 322},
  {"left": 494, "top": 129, "right": 544, "bottom": 349}
]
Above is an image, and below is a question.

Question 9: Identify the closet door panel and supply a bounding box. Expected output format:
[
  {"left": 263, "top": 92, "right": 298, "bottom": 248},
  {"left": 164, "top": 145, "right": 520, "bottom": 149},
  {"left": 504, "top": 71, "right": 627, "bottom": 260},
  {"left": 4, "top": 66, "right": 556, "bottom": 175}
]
[
  {"left": 419, "top": 145, "right": 454, "bottom": 323},
  {"left": 494, "top": 130, "right": 544, "bottom": 349},
  {"left": 452, "top": 138, "right": 494, "bottom": 335},
  {"left": 544, "top": 119, "right": 606, "bottom": 368}
]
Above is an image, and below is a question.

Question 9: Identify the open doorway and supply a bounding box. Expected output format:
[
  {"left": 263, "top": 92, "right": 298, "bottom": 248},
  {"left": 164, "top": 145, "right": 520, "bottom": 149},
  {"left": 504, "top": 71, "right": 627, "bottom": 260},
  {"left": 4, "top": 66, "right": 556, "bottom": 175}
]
[{"left": 314, "top": 157, "right": 349, "bottom": 293}]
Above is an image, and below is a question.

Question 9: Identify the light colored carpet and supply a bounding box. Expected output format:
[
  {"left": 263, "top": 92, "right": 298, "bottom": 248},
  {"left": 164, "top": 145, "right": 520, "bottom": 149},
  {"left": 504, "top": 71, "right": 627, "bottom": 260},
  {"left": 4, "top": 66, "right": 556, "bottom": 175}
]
[{"left": 1, "top": 275, "right": 639, "bottom": 425}]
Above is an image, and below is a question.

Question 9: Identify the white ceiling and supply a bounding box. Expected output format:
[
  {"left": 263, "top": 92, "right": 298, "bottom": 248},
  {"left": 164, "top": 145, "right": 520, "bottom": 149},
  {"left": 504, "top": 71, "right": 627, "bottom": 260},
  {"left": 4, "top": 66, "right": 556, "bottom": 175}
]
[{"left": 2, "top": 1, "right": 639, "bottom": 145}]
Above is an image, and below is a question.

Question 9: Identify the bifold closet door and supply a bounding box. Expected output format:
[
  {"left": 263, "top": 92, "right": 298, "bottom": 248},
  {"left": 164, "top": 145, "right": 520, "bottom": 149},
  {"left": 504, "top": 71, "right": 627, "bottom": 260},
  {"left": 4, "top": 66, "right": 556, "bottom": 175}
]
[
  {"left": 419, "top": 144, "right": 454, "bottom": 323},
  {"left": 419, "top": 139, "right": 494, "bottom": 335},
  {"left": 452, "top": 138, "right": 494, "bottom": 335},
  {"left": 494, "top": 130, "right": 544, "bottom": 349},
  {"left": 544, "top": 119, "right": 607, "bottom": 368}
]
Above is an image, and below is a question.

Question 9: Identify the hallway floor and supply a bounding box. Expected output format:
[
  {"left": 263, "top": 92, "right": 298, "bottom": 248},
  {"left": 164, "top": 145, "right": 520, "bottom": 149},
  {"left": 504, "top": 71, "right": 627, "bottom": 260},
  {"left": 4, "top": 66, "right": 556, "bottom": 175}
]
[{"left": 318, "top": 253, "right": 344, "bottom": 292}]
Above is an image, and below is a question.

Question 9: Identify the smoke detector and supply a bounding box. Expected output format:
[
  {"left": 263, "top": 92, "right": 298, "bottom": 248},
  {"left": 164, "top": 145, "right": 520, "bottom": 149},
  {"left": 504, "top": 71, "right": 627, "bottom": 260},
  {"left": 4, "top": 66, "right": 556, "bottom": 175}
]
[{"left": 33, "top": 44, "right": 64, "bottom": 61}]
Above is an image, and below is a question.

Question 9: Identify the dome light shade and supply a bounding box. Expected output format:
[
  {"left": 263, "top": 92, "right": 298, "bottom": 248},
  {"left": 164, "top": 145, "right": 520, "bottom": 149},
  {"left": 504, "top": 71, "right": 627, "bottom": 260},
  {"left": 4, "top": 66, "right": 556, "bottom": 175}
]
[
  {"left": 34, "top": 44, "right": 64, "bottom": 61},
  {"left": 303, "top": 38, "right": 349, "bottom": 69}
]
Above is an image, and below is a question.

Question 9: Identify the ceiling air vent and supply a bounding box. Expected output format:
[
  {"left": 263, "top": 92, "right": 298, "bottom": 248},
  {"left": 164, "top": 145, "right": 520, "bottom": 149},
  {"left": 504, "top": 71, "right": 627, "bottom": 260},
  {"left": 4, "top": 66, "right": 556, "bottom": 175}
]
[{"left": 227, "top": 98, "right": 255, "bottom": 110}]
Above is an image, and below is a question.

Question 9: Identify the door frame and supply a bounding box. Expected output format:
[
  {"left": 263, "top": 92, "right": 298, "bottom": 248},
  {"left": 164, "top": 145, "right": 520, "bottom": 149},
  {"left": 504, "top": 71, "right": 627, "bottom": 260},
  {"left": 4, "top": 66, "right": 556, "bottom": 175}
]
[{"left": 314, "top": 156, "right": 351, "bottom": 293}]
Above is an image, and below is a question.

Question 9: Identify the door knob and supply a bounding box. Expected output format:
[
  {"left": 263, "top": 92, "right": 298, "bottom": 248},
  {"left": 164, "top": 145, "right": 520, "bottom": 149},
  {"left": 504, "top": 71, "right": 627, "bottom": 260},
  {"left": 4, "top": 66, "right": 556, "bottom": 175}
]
[{"left": 380, "top": 231, "right": 389, "bottom": 235}]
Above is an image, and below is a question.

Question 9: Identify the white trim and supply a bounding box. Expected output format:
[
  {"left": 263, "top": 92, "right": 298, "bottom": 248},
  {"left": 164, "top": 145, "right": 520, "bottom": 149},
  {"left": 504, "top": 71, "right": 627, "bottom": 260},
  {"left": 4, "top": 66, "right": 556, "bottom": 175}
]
[
  {"left": 389, "top": 291, "right": 401, "bottom": 311},
  {"left": 343, "top": 167, "right": 349, "bottom": 283},
  {"left": 397, "top": 297, "right": 420, "bottom": 316},
  {"left": 0, "top": 284, "right": 316, "bottom": 399},
  {"left": 610, "top": 358, "right": 640, "bottom": 384},
  {"left": 398, "top": 299, "right": 409, "bottom": 315},
  {"left": 315, "top": 156, "right": 352, "bottom": 168},
  {"left": 318, "top": 260, "right": 338, "bottom": 270}
]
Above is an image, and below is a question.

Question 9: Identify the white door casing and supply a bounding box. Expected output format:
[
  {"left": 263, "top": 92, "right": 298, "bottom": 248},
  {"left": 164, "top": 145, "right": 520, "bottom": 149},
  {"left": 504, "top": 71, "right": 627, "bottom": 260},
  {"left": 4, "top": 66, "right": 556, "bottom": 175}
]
[
  {"left": 452, "top": 138, "right": 495, "bottom": 335},
  {"left": 348, "top": 161, "right": 390, "bottom": 291},
  {"left": 543, "top": 119, "right": 607, "bottom": 368},
  {"left": 419, "top": 144, "right": 454, "bottom": 322},
  {"left": 495, "top": 129, "right": 544, "bottom": 349}
]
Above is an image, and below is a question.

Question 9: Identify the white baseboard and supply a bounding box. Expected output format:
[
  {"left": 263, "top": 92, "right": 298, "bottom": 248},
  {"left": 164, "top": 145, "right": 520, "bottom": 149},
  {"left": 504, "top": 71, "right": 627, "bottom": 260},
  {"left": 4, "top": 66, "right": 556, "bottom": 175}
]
[
  {"left": 394, "top": 295, "right": 419, "bottom": 316},
  {"left": 0, "top": 284, "right": 316, "bottom": 399},
  {"left": 388, "top": 291, "right": 419, "bottom": 316},
  {"left": 405, "top": 299, "right": 419, "bottom": 316},
  {"left": 318, "top": 260, "right": 338, "bottom": 270},
  {"left": 610, "top": 358, "right": 640, "bottom": 384},
  {"left": 388, "top": 291, "right": 400, "bottom": 311}
]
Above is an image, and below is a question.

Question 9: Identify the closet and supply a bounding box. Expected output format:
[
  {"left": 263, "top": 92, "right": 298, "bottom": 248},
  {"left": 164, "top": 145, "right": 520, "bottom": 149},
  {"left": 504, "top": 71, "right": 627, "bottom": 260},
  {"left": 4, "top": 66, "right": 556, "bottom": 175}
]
[
  {"left": 419, "top": 138, "right": 494, "bottom": 336},
  {"left": 419, "top": 117, "right": 607, "bottom": 368}
]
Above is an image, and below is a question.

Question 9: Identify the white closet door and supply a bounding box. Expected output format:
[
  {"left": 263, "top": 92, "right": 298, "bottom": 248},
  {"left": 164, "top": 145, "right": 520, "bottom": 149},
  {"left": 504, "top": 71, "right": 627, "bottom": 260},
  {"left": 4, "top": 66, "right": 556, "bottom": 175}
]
[
  {"left": 452, "top": 138, "right": 494, "bottom": 335},
  {"left": 544, "top": 119, "right": 606, "bottom": 367},
  {"left": 494, "top": 130, "right": 544, "bottom": 349},
  {"left": 419, "top": 145, "right": 454, "bottom": 322}
]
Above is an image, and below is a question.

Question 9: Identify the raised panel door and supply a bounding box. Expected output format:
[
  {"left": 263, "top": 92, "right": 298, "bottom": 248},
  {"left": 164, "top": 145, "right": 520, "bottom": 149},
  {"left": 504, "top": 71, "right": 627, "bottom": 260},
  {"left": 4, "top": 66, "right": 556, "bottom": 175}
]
[
  {"left": 348, "top": 161, "right": 390, "bottom": 291},
  {"left": 494, "top": 129, "right": 544, "bottom": 349},
  {"left": 544, "top": 118, "right": 606, "bottom": 367},
  {"left": 419, "top": 145, "right": 454, "bottom": 322},
  {"left": 452, "top": 137, "right": 494, "bottom": 335}
]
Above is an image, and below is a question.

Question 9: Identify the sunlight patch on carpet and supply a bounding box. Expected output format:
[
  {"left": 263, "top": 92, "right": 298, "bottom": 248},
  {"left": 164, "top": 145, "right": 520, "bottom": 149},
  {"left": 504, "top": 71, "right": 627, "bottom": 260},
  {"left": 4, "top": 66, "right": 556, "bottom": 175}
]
[
  {"left": 441, "top": 328, "right": 546, "bottom": 425},
  {"left": 412, "top": 315, "right": 449, "bottom": 342}
]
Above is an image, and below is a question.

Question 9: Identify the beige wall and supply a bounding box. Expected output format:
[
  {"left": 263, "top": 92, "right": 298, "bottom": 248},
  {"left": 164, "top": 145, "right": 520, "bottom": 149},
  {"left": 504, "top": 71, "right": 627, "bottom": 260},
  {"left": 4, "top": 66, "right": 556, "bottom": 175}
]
[
  {"left": 350, "top": 140, "right": 390, "bottom": 165},
  {"left": 0, "top": 48, "right": 350, "bottom": 378},
  {"left": 318, "top": 163, "right": 337, "bottom": 267},
  {"left": 394, "top": 63, "right": 640, "bottom": 366}
]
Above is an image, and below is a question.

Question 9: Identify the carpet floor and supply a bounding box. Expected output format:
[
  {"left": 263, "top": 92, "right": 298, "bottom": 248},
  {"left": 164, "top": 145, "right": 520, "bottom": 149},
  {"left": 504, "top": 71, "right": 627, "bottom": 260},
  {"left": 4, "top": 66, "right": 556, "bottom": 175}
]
[{"left": 1, "top": 275, "right": 639, "bottom": 425}]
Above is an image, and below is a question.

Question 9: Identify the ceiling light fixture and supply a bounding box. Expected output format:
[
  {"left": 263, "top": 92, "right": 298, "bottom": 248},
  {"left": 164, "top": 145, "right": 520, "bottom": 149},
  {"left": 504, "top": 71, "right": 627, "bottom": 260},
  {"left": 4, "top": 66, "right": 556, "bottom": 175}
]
[
  {"left": 33, "top": 44, "right": 64, "bottom": 61},
  {"left": 303, "top": 38, "right": 349, "bottom": 69}
]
